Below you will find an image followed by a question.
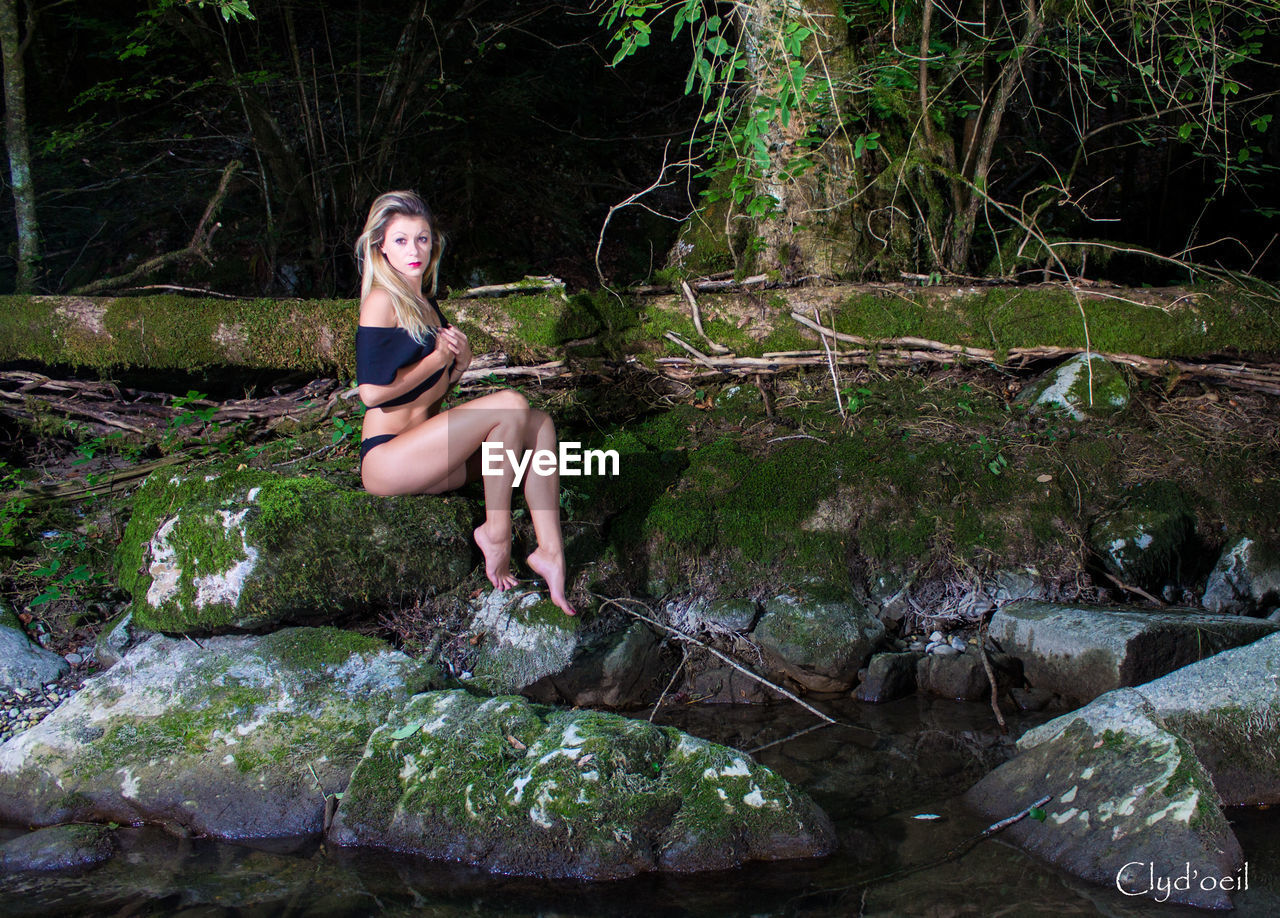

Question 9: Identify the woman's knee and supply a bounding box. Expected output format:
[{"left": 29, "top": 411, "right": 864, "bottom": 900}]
[{"left": 489, "top": 388, "right": 530, "bottom": 413}]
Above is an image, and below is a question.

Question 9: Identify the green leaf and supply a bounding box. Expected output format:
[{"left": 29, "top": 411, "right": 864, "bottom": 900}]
[
  {"left": 30, "top": 588, "right": 62, "bottom": 608},
  {"left": 390, "top": 722, "right": 422, "bottom": 740},
  {"left": 1178, "top": 123, "right": 1193, "bottom": 142},
  {"left": 1029, "top": 806, "right": 1046, "bottom": 822}
]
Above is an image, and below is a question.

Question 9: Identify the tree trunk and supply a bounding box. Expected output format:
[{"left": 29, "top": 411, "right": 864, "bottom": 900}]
[{"left": 0, "top": 0, "right": 40, "bottom": 293}]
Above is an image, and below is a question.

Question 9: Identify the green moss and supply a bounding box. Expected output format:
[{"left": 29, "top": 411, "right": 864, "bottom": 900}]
[
  {"left": 0, "top": 295, "right": 357, "bottom": 373},
  {"left": 257, "top": 627, "right": 386, "bottom": 670}
]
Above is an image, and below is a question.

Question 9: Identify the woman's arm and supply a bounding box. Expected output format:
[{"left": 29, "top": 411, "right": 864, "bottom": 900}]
[{"left": 357, "top": 290, "right": 457, "bottom": 409}]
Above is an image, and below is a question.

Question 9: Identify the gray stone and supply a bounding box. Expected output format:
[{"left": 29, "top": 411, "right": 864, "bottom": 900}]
[
  {"left": 1203, "top": 536, "right": 1280, "bottom": 616},
  {"left": 329, "top": 690, "right": 835, "bottom": 879},
  {"left": 533, "top": 621, "right": 667, "bottom": 709},
  {"left": 95, "top": 610, "right": 151, "bottom": 670},
  {"left": 0, "top": 824, "right": 116, "bottom": 872},
  {"left": 752, "top": 592, "right": 885, "bottom": 692},
  {"left": 854, "top": 652, "right": 919, "bottom": 703},
  {"left": 0, "top": 628, "right": 439, "bottom": 838},
  {"left": 990, "top": 600, "right": 1278, "bottom": 704},
  {"left": 0, "top": 620, "right": 70, "bottom": 691},
  {"left": 685, "top": 662, "right": 771, "bottom": 704},
  {"left": 462, "top": 590, "right": 584, "bottom": 696},
  {"left": 667, "top": 597, "right": 758, "bottom": 633},
  {"left": 116, "top": 468, "right": 473, "bottom": 633},
  {"left": 916, "top": 651, "right": 989, "bottom": 702},
  {"left": 967, "top": 689, "right": 1241, "bottom": 909},
  {"left": 1023, "top": 631, "right": 1280, "bottom": 807},
  {"left": 989, "top": 569, "right": 1047, "bottom": 603},
  {"left": 1018, "top": 352, "right": 1130, "bottom": 421}
]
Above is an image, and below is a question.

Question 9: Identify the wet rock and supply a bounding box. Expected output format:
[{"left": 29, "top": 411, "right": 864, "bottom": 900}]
[
  {"left": 854, "top": 652, "right": 919, "bottom": 703},
  {"left": 1009, "top": 686, "right": 1055, "bottom": 712},
  {"left": 0, "top": 613, "right": 70, "bottom": 691},
  {"left": 990, "top": 600, "right": 1278, "bottom": 704},
  {"left": 0, "top": 824, "right": 116, "bottom": 873},
  {"left": 966, "top": 689, "right": 1241, "bottom": 909},
  {"left": 916, "top": 651, "right": 989, "bottom": 702},
  {"left": 1018, "top": 352, "right": 1130, "bottom": 421},
  {"left": 329, "top": 689, "right": 835, "bottom": 878},
  {"left": 686, "top": 662, "right": 771, "bottom": 704},
  {"left": 1203, "top": 536, "right": 1280, "bottom": 616},
  {"left": 532, "top": 621, "right": 667, "bottom": 709},
  {"left": 0, "top": 628, "right": 439, "bottom": 838},
  {"left": 1023, "top": 630, "right": 1280, "bottom": 806},
  {"left": 752, "top": 592, "right": 885, "bottom": 692},
  {"left": 1088, "top": 482, "right": 1195, "bottom": 591},
  {"left": 116, "top": 468, "right": 473, "bottom": 632}
]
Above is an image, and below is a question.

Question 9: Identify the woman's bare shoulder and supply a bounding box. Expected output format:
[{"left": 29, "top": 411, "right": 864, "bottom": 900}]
[{"left": 359, "top": 287, "right": 397, "bottom": 327}]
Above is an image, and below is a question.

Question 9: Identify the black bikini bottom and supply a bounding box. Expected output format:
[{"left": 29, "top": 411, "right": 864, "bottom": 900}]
[{"left": 360, "top": 434, "right": 397, "bottom": 465}]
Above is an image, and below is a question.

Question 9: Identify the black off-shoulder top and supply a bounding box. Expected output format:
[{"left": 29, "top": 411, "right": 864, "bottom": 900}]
[{"left": 356, "top": 298, "right": 453, "bottom": 408}]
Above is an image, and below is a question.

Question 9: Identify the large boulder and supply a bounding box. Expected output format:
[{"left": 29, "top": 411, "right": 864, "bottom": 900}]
[
  {"left": 329, "top": 689, "right": 836, "bottom": 878},
  {"left": 1203, "top": 536, "right": 1280, "bottom": 616},
  {"left": 0, "top": 614, "right": 69, "bottom": 690},
  {"left": 966, "top": 689, "right": 1241, "bottom": 909},
  {"left": 1018, "top": 352, "right": 1130, "bottom": 421},
  {"left": 1022, "top": 630, "right": 1280, "bottom": 806},
  {"left": 116, "top": 468, "right": 473, "bottom": 632},
  {"left": 0, "top": 628, "right": 439, "bottom": 837},
  {"left": 752, "top": 592, "right": 885, "bottom": 692},
  {"left": 990, "top": 600, "right": 1278, "bottom": 704}
]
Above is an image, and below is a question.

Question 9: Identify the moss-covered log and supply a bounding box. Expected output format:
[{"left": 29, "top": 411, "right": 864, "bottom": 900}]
[{"left": 0, "top": 283, "right": 1276, "bottom": 374}]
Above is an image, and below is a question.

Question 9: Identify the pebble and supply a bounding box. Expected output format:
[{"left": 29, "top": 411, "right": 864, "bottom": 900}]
[
  {"left": 65, "top": 653, "right": 83, "bottom": 665},
  {"left": 949, "top": 636, "right": 967, "bottom": 653},
  {"left": 0, "top": 667, "right": 90, "bottom": 746},
  {"left": 930, "top": 644, "right": 960, "bottom": 656},
  {"left": 929, "top": 630, "right": 945, "bottom": 643}
]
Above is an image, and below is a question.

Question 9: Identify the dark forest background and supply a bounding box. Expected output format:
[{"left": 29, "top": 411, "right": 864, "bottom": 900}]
[{"left": 1, "top": 0, "right": 1278, "bottom": 297}]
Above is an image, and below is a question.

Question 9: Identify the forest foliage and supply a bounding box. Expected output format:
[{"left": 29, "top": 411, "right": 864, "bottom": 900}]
[{"left": 0, "top": 0, "right": 1278, "bottom": 295}]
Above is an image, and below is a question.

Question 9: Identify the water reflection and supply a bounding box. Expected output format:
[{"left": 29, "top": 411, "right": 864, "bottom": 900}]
[{"left": 2, "top": 696, "right": 1276, "bottom": 917}]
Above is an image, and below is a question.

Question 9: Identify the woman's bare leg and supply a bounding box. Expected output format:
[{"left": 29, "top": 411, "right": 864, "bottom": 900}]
[
  {"left": 520, "top": 409, "right": 574, "bottom": 615},
  {"left": 361, "top": 390, "right": 531, "bottom": 589}
]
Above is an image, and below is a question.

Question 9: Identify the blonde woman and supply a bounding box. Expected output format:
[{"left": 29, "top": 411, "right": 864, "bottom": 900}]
[{"left": 354, "top": 191, "right": 574, "bottom": 616}]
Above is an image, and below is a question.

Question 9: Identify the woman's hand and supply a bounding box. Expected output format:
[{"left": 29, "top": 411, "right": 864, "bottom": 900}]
[{"left": 441, "top": 327, "right": 472, "bottom": 382}]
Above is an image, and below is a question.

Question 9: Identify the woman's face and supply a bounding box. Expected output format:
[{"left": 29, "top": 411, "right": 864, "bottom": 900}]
[{"left": 379, "top": 215, "right": 433, "bottom": 280}]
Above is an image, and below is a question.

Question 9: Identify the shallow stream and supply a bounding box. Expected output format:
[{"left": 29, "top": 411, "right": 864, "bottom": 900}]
[{"left": 4, "top": 695, "right": 1278, "bottom": 917}]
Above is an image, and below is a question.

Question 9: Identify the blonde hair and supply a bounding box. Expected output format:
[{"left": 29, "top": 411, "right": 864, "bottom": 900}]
[{"left": 355, "top": 190, "right": 445, "bottom": 343}]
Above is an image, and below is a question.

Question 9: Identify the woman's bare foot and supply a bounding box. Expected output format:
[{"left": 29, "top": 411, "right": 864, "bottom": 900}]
[
  {"left": 474, "top": 523, "right": 517, "bottom": 592},
  {"left": 527, "top": 546, "right": 575, "bottom": 616}
]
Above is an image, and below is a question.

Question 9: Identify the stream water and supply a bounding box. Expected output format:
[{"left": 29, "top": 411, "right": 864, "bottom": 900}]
[{"left": 3, "top": 695, "right": 1277, "bottom": 917}]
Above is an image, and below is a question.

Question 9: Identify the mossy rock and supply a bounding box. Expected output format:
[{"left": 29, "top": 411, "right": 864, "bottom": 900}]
[
  {"left": 1088, "top": 481, "right": 1195, "bottom": 591},
  {"left": 1021, "top": 630, "right": 1280, "bottom": 807},
  {"left": 1203, "top": 536, "right": 1280, "bottom": 615},
  {"left": 329, "top": 689, "right": 835, "bottom": 878},
  {"left": 1019, "top": 353, "right": 1130, "bottom": 421},
  {"left": 462, "top": 590, "right": 584, "bottom": 695},
  {"left": 0, "top": 824, "right": 116, "bottom": 873},
  {"left": 967, "top": 689, "right": 1241, "bottom": 909},
  {"left": 116, "top": 467, "right": 473, "bottom": 632},
  {"left": 752, "top": 591, "right": 885, "bottom": 692},
  {"left": 0, "top": 628, "right": 441, "bottom": 837}
]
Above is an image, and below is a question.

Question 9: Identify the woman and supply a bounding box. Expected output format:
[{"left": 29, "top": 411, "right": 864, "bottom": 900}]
[{"left": 354, "top": 191, "right": 575, "bottom": 616}]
